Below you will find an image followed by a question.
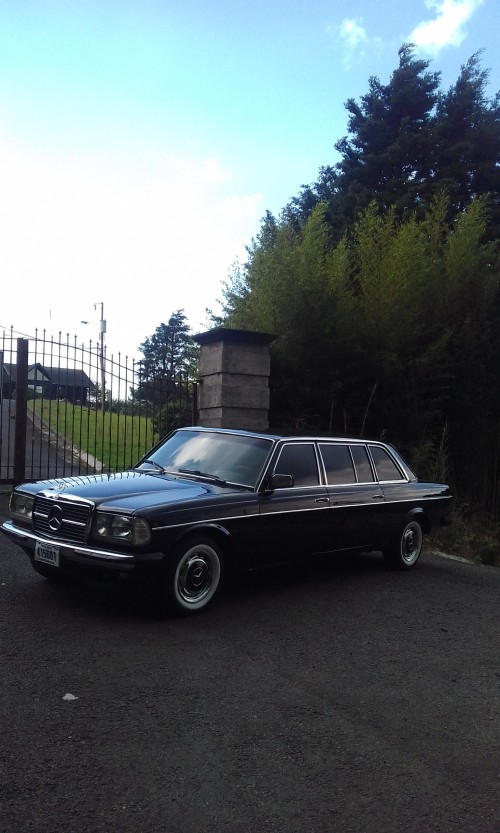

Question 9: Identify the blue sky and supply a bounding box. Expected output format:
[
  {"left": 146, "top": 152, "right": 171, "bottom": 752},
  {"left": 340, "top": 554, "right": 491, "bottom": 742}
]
[{"left": 1, "top": 0, "right": 498, "bottom": 360}]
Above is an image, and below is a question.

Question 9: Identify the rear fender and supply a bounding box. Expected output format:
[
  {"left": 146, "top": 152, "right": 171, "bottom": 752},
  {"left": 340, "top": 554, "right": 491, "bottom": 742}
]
[{"left": 406, "top": 507, "right": 429, "bottom": 534}]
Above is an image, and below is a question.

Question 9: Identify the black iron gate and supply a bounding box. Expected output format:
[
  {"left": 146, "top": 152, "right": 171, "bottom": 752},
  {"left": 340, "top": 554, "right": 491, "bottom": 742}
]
[{"left": 1, "top": 328, "right": 197, "bottom": 485}]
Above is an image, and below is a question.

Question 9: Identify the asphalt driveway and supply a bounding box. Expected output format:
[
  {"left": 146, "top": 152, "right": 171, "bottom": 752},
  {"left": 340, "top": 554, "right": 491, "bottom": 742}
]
[
  {"left": 1, "top": 398, "right": 96, "bottom": 482},
  {"left": 1, "top": 514, "right": 499, "bottom": 833}
]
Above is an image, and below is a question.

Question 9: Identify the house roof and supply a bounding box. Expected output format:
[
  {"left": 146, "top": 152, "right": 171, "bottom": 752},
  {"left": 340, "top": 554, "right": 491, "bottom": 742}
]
[
  {"left": 2, "top": 363, "right": 92, "bottom": 388},
  {"left": 2, "top": 363, "right": 15, "bottom": 381},
  {"left": 37, "top": 365, "right": 93, "bottom": 388}
]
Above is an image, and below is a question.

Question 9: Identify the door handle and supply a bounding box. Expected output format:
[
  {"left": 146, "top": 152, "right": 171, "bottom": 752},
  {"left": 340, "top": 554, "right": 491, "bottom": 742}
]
[
  {"left": 372, "top": 494, "right": 384, "bottom": 500},
  {"left": 315, "top": 497, "right": 329, "bottom": 504}
]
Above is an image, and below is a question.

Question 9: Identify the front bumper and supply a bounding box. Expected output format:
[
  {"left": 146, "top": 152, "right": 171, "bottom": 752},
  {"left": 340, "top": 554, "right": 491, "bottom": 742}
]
[{"left": 1, "top": 520, "right": 164, "bottom": 573}]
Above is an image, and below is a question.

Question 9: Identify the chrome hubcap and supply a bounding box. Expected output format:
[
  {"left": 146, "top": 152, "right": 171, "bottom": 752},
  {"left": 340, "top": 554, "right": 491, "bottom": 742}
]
[
  {"left": 175, "top": 545, "right": 220, "bottom": 607},
  {"left": 178, "top": 555, "right": 211, "bottom": 601},
  {"left": 402, "top": 524, "right": 422, "bottom": 564}
]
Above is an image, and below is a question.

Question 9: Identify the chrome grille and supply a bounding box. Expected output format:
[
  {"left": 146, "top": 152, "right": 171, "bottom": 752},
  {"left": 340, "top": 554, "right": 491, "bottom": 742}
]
[{"left": 33, "top": 497, "right": 92, "bottom": 544}]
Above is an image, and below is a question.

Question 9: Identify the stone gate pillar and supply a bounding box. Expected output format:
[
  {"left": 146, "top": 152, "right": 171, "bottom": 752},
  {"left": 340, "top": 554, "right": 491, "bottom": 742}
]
[{"left": 193, "top": 328, "right": 276, "bottom": 431}]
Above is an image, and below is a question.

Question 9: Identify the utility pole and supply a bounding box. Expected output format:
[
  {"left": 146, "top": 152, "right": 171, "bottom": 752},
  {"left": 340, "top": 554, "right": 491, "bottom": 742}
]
[
  {"left": 95, "top": 303, "right": 106, "bottom": 413},
  {"left": 81, "top": 304, "right": 107, "bottom": 412}
]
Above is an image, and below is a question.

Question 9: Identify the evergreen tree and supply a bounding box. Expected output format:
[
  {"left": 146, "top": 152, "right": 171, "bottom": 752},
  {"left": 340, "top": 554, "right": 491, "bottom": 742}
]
[
  {"left": 138, "top": 310, "right": 197, "bottom": 380},
  {"left": 434, "top": 52, "right": 500, "bottom": 229},
  {"left": 334, "top": 44, "right": 440, "bottom": 217},
  {"left": 135, "top": 311, "right": 198, "bottom": 436}
]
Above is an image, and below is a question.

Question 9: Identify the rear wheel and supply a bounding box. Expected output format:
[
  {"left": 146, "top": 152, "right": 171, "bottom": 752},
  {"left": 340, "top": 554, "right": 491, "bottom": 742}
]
[
  {"left": 383, "top": 519, "right": 423, "bottom": 569},
  {"left": 161, "top": 536, "right": 223, "bottom": 615}
]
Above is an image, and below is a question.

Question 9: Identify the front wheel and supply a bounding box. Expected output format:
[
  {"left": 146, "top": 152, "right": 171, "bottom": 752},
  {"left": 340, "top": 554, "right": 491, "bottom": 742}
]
[
  {"left": 162, "top": 536, "right": 223, "bottom": 615},
  {"left": 383, "top": 519, "right": 423, "bottom": 569}
]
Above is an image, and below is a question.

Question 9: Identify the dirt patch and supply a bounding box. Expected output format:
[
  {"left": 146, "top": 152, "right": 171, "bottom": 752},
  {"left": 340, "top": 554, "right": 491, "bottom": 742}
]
[{"left": 433, "top": 509, "right": 500, "bottom": 567}]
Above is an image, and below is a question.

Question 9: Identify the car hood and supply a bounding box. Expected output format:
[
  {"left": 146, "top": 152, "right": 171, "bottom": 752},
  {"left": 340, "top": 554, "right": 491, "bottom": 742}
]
[{"left": 25, "top": 470, "right": 220, "bottom": 512}]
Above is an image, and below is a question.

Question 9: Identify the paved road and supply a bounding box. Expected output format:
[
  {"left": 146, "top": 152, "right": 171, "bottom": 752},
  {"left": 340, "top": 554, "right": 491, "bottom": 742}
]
[{"left": 1, "top": 509, "right": 499, "bottom": 833}]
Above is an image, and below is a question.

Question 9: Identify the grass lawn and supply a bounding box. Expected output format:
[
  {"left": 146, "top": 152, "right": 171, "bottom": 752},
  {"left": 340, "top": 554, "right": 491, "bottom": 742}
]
[{"left": 30, "top": 400, "right": 157, "bottom": 472}]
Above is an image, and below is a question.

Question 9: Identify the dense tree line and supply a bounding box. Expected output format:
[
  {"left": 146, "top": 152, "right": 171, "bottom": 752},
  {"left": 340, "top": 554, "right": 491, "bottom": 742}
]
[{"left": 219, "top": 46, "right": 500, "bottom": 518}]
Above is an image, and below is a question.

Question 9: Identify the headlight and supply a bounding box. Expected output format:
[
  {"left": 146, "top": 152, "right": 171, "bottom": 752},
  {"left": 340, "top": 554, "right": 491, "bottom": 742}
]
[
  {"left": 93, "top": 512, "right": 151, "bottom": 546},
  {"left": 10, "top": 492, "right": 35, "bottom": 523}
]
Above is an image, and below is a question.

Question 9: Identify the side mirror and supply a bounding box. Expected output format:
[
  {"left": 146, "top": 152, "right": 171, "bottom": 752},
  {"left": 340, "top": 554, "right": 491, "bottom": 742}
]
[{"left": 267, "top": 473, "right": 294, "bottom": 490}]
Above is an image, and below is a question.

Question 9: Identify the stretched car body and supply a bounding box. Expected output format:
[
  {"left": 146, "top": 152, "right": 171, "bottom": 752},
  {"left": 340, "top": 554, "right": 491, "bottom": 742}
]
[{"left": 1, "top": 426, "right": 452, "bottom": 615}]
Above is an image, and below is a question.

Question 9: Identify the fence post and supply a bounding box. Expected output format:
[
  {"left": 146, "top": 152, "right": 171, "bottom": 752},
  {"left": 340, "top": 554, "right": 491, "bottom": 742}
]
[{"left": 14, "top": 338, "right": 28, "bottom": 485}]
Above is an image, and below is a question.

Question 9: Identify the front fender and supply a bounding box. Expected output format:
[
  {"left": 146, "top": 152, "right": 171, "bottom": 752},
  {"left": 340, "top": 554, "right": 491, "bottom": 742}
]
[{"left": 174, "top": 522, "right": 233, "bottom": 549}]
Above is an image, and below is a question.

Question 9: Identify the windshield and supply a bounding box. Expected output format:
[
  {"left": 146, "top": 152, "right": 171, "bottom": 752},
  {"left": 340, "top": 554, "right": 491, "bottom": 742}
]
[{"left": 136, "top": 430, "right": 273, "bottom": 489}]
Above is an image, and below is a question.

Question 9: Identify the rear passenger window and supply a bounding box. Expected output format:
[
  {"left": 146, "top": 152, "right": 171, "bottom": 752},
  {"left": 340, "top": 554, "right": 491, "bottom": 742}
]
[
  {"left": 320, "top": 444, "right": 356, "bottom": 485},
  {"left": 350, "top": 445, "right": 374, "bottom": 482},
  {"left": 274, "top": 444, "right": 319, "bottom": 486},
  {"left": 369, "top": 446, "right": 404, "bottom": 481}
]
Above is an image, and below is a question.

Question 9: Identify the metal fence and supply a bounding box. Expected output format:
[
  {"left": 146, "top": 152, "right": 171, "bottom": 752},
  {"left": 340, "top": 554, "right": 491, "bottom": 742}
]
[{"left": 1, "top": 328, "right": 196, "bottom": 485}]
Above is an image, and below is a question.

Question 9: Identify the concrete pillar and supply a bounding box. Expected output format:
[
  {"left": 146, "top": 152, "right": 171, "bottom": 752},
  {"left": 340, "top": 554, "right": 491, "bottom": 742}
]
[{"left": 193, "top": 328, "right": 276, "bottom": 431}]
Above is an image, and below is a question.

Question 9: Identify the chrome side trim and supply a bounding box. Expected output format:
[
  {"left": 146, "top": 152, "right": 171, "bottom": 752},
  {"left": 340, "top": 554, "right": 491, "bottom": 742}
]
[
  {"left": 152, "top": 503, "right": 332, "bottom": 531},
  {"left": 150, "top": 494, "right": 451, "bottom": 532}
]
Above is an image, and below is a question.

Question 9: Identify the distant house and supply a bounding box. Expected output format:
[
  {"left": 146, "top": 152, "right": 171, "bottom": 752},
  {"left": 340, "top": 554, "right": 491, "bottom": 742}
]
[
  {"left": 1, "top": 362, "right": 15, "bottom": 400},
  {"left": 1, "top": 363, "right": 93, "bottom": 404}
]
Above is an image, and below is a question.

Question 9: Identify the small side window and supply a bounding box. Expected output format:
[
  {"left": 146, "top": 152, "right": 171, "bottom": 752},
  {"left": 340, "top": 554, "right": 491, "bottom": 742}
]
[
  {"left": 350, "top": 445, "right": 375, "bottom": 482},
  {"left": 273, "top": 444, "right": 319, "bottom": 487},
  {"left": 369, "top": 446, "right": 405, "bottom": 481},
  {"left": 319, "top": 444, "right": 356, "bottom": 485}
]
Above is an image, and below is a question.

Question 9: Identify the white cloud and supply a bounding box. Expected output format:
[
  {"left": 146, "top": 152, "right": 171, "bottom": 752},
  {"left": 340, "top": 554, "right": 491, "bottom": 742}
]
[
  {"left": 0, "top": 137, "right": 262, "bottom": 358},
  {"left": 332, "top": 17, "right": 382, "bottom": 70},
  {"left": 339, "top": 18, "right": 368, "bottom": 50},
  {"left": 409, "top": 0, "right": 484, "bottom": 53}
]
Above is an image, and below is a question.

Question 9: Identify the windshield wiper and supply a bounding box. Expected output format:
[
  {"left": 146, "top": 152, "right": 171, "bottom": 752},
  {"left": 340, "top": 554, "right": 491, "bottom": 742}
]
[
  {"left": 135, "top": 459, "right": 166, "bottom": 473},
  {"left": 178, "top": 468, "right": 227, "bottom": 486}
]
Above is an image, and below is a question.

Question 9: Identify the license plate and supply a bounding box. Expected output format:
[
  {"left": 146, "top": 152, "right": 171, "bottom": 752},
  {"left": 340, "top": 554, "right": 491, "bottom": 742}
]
[{"left": 35, "top": 541, "right": 60, "bottom": 567}]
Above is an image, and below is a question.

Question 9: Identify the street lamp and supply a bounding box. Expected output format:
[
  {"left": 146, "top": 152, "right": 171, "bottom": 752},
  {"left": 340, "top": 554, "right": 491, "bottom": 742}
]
[{"left": 81, "top": 302, "right": 106, "bottom": 412}]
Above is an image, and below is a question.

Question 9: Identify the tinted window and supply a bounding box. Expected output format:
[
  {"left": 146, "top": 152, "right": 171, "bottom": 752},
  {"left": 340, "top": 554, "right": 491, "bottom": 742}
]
[
  {"left": 350, "top": 445, "right": 374, "bottom": 482},
  {"left": 320, "top": 444, "right": 356, "bottom": 485},
  {"left": 274, "top": 444, "right": 319, "bottom": 487},
  {"left": 369, "top": 446, "right": 404, "bottom": 481}
]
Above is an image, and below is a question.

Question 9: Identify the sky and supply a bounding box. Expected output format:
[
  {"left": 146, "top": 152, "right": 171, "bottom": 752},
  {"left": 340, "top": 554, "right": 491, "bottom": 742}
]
[{"left": 1, "top": 0, "right": 499, "bottom": 361}]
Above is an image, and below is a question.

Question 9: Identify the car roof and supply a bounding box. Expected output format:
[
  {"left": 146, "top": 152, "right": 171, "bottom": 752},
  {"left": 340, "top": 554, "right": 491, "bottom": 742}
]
[{"left": 177, "top": 426, "right": 390, "bottom": 446}]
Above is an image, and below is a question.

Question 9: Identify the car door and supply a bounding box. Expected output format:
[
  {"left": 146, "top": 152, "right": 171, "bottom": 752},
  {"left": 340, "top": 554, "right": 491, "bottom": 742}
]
[
  {"left": 257, "top": 441, "right": 331, "bottom": 564},
  {"left": 319, "top": 442, "right": 385, "bottom": 551},
  {"left": 367, "top": 444, "right": 416, "bottom": 545}
]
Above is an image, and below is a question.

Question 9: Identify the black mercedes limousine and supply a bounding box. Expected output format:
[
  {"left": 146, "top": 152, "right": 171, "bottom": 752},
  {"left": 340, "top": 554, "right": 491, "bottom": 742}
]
[{"left": 1, "top": 426, "right": 452, "bottom": 615}]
